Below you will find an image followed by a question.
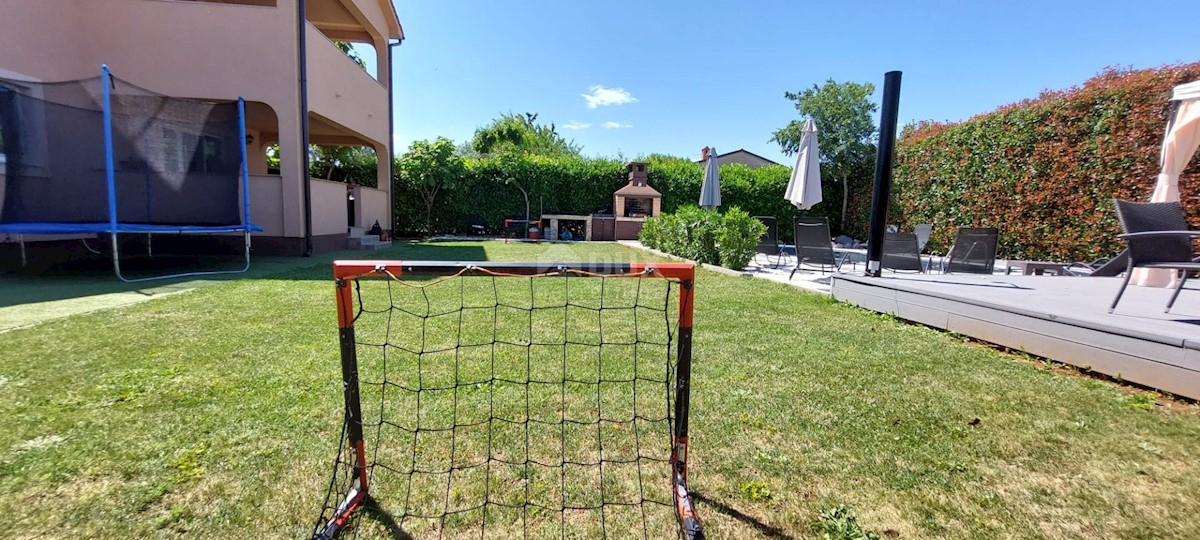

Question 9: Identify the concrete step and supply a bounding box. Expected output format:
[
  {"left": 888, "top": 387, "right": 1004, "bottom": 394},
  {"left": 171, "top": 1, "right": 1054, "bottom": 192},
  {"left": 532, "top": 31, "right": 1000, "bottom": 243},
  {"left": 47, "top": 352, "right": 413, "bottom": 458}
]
[
  {"left": 349, "top": 235, "right": 390, "bottom": 250},
  {"left": 348, "top": 226, "right": 369, "bottom": 239}
]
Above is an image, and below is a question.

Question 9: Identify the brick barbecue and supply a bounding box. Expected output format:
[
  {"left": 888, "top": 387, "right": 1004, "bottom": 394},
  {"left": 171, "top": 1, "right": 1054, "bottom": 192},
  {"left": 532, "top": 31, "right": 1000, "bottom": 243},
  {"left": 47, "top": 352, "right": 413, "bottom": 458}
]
[{"left": 612, "top": 162, "right": 661, "bottom": 240}]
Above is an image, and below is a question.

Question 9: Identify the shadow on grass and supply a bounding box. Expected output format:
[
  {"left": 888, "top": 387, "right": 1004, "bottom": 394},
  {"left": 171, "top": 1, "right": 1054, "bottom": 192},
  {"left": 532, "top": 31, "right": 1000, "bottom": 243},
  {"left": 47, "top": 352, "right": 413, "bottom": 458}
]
[
  {"left": 355, "top": 495, "right": 414, "bottom": 540},
  {"left": 693, "top": 492, "right": 795, "bottom": 539},
  {"left": 0, "top": 242, "right": 491, "bottom": 308}
]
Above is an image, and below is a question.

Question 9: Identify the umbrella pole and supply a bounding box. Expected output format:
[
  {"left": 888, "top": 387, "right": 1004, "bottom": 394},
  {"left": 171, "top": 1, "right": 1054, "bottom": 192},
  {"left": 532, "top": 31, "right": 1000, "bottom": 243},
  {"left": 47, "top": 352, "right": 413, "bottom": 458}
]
[{"left": 865, "top": 71, "right": 903, "bottom": 277}]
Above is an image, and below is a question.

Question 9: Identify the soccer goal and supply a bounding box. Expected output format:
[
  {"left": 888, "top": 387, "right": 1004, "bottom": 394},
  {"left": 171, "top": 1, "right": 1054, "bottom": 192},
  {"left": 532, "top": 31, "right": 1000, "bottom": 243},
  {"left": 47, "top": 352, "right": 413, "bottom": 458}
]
[{"left": 312, "top": 261, "right": 703, "bottom": 540}]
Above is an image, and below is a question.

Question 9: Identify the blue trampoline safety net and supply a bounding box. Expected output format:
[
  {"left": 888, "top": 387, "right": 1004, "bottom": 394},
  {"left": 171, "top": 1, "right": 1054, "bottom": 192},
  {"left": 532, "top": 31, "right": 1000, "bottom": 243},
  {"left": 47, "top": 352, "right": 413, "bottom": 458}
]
[{"left": 0, "top": 71, "right": 256, "bottom": 233}]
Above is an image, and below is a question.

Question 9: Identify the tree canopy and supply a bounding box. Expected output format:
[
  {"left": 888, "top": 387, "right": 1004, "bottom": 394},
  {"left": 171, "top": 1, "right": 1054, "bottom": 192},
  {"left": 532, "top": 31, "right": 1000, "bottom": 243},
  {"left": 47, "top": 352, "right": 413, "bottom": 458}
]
[
  {"left": 771, "top": 79, "right": 877, "bottom": 159},
  {"left": 333, "top": 41, "right": 367, "bottom": 71},
  {"left": 771, "top": 79, "right": 879, "bottom": 232},
  {"left": 471, "top": 112, "right": 581, "bottom": 157},
  {"left": 396, "top": 137, "right": 467, "bottom": 234}
]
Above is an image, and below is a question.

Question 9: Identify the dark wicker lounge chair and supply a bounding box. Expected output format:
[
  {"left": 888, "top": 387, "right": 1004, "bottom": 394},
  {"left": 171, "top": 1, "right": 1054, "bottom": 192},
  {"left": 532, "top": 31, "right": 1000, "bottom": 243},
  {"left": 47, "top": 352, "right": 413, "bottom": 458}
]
[
  {"left": 882, "top": 232, "right": 924, "bottom": 273},
  {"left": 1109, "top": 200, "right": 1200, "bottom": 313},
  {"left": 789, "top": 216, "right": 845, "bottom": 278},
  {"left": 753, "top": 216, "right": 788, "bottom": 267},
  {"left": 943, "top": 227, "right": 999, "bottom": 274}
]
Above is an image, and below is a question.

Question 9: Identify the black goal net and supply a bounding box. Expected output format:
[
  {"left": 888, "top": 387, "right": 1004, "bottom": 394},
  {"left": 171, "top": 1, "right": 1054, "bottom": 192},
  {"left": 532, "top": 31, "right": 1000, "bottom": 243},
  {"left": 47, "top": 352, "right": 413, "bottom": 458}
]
[{"left": 313, "top": 261, "right": 702, "bottom": 540}]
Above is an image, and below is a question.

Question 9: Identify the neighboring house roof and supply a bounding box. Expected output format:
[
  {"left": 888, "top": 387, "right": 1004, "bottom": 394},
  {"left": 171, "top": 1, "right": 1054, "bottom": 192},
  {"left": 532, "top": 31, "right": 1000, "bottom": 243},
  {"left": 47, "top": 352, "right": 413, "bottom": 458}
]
[{"left": 694, "top": 148, "right": 782, "bottom": 167}]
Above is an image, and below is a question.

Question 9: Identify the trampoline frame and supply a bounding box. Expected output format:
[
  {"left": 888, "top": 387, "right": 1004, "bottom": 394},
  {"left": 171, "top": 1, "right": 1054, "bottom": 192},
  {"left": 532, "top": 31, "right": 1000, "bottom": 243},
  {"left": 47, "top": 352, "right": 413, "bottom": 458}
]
[{"left": 2, "top": 64, "right": 258, "bottom": 282}]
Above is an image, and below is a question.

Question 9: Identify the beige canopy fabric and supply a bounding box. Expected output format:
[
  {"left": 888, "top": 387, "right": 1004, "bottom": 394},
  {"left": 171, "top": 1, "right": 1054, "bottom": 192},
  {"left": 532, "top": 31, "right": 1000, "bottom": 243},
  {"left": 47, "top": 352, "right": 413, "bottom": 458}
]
[{"left": 1133, "top": 80, "right": 1200, "bottom": 287}]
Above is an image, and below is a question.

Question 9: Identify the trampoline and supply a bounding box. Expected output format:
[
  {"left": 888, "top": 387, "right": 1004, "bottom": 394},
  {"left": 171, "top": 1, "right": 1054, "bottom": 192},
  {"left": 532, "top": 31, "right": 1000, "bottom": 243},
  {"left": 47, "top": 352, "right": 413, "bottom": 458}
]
[{"left": 0, "top": 65, "right": 261, "bottom": 282}]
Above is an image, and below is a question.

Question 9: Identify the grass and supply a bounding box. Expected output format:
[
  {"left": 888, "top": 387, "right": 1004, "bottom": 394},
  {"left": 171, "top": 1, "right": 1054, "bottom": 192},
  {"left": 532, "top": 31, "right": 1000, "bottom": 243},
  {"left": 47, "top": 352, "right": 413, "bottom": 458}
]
[{"left": 1, "top": 240, "right": 1199, "bottom": 539}]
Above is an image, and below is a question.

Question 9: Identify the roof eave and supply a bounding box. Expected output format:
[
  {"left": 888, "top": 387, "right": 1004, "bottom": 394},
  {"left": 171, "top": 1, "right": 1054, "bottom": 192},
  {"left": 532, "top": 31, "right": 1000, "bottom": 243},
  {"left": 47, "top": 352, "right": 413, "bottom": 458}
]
[{"left": 379, "top": 0, "right": 404, "bottom": 40}]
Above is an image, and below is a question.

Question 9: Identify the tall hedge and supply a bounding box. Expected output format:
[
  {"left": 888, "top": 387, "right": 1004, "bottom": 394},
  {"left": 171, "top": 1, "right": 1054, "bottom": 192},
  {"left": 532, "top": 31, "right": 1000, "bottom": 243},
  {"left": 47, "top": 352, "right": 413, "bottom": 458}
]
[
  {"left": 393, "top": 155, "right": 627, "bottom": 236},
  {"left": 893, "top": 63, "right": 1200, "bottom": 260},
  {"left": 392, "top": 154, "right": 861, "bottom": 240}
]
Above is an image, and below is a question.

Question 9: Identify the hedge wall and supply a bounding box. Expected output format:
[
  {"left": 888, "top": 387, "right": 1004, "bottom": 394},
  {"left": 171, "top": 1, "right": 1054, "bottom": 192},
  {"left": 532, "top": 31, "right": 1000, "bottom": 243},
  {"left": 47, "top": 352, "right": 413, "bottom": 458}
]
[
  {"left": 391, "top": 154, "right": 861, "bottom": 240},
  {"left": 393, "top": 155, "right": 626, "bottom": 236},
  {"left": 893, "top": 63, "right": 1200, "bottom": 260}
]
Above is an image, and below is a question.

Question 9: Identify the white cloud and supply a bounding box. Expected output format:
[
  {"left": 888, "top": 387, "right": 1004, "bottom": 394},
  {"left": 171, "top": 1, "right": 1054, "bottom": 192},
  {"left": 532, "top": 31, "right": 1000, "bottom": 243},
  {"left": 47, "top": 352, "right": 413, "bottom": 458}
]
[
  {"left": 582, "top": 85, "right": 637, "bottom": 109},
  {"left": 603, "top": 121, "right": 633, "bottom": 129},
  {"left": 562, "top": 121, "right": 591, "bottom": 130}
]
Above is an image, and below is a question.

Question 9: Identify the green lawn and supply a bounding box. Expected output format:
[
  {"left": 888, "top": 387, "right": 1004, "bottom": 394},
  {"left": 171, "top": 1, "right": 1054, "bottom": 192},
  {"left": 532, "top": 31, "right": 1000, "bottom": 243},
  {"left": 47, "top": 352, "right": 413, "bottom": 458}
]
[{"left": 1, "top": 241, "right": 1198, "bottom": 539}]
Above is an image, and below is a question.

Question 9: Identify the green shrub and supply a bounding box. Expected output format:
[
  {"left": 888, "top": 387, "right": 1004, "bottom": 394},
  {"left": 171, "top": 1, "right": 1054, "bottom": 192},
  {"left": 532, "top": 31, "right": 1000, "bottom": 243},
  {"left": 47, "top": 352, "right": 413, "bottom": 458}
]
[
  {"left": 638, "top": 213, "right": 665, "bottom": 250},
  {"left": 638, "top": 206, "right": 765, "bottom": 270},
  {"left": 894, "top": 62, "right": 1200, "bottom": 260},
  {"left": 670, "top": 206, "right": 721, "bottom": 265},
  {"left": 716, "top": 207, "right": 767, "bottom": 270}
]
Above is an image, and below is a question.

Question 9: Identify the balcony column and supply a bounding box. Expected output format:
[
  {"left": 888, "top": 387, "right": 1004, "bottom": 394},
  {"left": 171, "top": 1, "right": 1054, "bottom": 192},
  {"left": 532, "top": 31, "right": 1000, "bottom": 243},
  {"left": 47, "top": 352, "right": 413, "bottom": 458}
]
[
  {"left": 247, "top": 133, "right": 269, "bottom": 175},
  {"left": 374, "top": 36, "right": 389, "bottom": 89},
  {"left": 372, "top": 141, "right": 391, "bottom": 231},
  {"left": 375, "top": 35, "right": 393, "bottom": 232},
  {"left": 276, "top": 110, "right": 308, "bottom": 242}
]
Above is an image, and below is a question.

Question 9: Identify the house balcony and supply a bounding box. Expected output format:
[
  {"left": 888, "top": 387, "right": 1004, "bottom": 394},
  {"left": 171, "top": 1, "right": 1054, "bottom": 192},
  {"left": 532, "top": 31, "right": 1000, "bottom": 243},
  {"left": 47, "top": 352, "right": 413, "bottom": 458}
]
[
  {"left": 305, "top": 22, "right": 390, "bottom": 147},
  {"left": 307, "top": 0, "right": 400, "bottom": 44}
]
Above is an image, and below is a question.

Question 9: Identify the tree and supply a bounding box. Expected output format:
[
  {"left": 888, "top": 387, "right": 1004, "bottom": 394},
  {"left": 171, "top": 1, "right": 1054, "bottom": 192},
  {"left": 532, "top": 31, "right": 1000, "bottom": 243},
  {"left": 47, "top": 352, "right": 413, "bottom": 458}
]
[
  {"left": 333, "top": 41, "right": 368, "bottom": 71},
  {"left": 471, "top": 112, "right": 581, "bottom": 157},
  {"left": 771, "top": 80, "right": 877, "bottom": 232},
  {"left": 396, "top": 137, "right": 466, "bottom": 235},
  {"left": 310, "top": 144, "right": 378, "bottom": 186}
]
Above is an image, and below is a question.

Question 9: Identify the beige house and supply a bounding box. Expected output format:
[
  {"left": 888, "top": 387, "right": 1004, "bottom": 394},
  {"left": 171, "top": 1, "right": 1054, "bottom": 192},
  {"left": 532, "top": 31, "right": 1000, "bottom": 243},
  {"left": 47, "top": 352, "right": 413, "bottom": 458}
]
[{"left": 0, "top": 0, "right": 403, "bottom": 255}]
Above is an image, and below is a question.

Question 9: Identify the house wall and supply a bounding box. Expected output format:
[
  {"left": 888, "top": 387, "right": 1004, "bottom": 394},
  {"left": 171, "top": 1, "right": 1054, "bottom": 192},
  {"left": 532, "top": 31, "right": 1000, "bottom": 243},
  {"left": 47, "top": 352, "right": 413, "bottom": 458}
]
[
  {"left": 311, "top": 178, "right": 349, "bottom": 237},
  {"left": 249, "top": 175, "right": 286, "bottom": 237},
  {"left": 359, "top": 186, "right": 390, "bottom": 231},
  {"left": 0, "top": 0, "right": 398, "bottom": 255}
]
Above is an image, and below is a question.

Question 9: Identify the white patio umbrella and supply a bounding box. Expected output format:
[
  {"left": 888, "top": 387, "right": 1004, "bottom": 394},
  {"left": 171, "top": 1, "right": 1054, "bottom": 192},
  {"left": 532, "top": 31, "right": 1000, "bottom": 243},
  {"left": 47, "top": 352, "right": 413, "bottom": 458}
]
[
  {"left": 699, "top": 147, "right": 721, "bottom": 209},
  {"left": 784, "top": 119, "right": 822, "bottom": 210},
  {"left": 1134, "top": 79, "right": 1200, "bottom": 287}
]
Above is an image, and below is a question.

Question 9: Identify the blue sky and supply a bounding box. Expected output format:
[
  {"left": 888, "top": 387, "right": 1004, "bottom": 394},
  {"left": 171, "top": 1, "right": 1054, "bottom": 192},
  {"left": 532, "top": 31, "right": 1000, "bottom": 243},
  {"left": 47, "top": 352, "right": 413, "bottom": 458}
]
[{"left": 367, "top": 0, "right": 1199, "bottom": 164}]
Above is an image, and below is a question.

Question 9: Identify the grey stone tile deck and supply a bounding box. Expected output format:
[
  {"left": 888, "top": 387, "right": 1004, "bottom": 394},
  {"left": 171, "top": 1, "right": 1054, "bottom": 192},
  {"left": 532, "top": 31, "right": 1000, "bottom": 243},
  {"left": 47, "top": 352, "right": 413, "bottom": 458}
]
[{"left": 831, "top": 273, "right": 1200, "bottom": 399}]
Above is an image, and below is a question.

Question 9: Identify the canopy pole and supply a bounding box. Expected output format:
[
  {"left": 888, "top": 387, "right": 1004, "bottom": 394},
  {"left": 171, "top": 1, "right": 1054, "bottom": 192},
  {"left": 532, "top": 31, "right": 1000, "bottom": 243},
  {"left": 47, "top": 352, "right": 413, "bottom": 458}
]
[{"left": 865, "top": 71, "right": 902, "bottom": 277}]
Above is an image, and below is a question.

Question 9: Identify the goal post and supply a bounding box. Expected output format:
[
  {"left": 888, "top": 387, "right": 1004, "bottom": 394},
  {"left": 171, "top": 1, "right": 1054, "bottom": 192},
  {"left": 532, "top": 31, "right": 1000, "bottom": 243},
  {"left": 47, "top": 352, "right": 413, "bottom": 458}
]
[{"left": 314, "top": 260, "right": 702, "bottom": 539}]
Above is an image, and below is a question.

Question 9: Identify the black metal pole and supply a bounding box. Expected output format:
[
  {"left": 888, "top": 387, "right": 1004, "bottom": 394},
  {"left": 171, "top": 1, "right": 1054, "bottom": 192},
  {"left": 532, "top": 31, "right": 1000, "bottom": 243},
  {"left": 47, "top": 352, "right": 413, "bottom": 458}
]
[
  {"left": 865, "top": 71, "right": 902, "bottom": 277},
  {"left": 298, "top": 0, "right": 314, "bottom": 256},
  {"left": 387, "top": 39, "right": 401, "bottom": 235}
]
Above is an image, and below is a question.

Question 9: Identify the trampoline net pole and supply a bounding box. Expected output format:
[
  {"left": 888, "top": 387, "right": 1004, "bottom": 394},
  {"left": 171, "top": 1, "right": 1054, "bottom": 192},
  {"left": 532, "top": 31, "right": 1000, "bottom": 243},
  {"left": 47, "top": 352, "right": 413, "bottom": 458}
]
[
  {"left": 238, "top": 97, "right": 252, "bottom": 272},
  {"left": 238, "top": 97, "right": 251, "bottom": 232},
  {"left": 101, "top": 64, "right": 124, "bottom": 280}
]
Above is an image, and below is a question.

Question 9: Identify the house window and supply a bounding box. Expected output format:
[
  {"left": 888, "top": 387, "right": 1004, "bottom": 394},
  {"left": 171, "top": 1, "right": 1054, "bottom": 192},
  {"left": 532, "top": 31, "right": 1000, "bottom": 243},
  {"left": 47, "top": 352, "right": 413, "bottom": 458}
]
[{"left": 162, "top": 127, "right": 225, "bottom": 173}]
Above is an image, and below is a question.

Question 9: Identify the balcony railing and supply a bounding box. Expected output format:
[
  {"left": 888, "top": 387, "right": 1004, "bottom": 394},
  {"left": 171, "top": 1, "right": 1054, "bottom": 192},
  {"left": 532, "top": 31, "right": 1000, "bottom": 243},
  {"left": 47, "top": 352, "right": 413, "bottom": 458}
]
[{"left": 305, "top": 23, "right": 389, "bottom": 145}]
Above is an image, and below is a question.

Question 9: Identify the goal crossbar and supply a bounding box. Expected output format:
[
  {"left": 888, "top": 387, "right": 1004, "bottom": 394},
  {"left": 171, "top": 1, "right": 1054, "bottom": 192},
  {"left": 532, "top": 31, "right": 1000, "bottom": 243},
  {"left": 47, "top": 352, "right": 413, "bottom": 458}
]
[{"left": 315, "top": 260, "right": 702, "bottom": 540}]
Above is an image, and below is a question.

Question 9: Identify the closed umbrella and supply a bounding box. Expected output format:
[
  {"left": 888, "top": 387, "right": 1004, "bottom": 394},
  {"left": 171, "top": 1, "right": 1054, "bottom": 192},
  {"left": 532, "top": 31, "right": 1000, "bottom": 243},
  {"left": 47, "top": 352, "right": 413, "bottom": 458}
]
[
  {"left": 699, "top": 147, "right": 721, "bottom": 209},
  {"left": 784, "top": 119, "right": 822, "bottom": 210}
]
